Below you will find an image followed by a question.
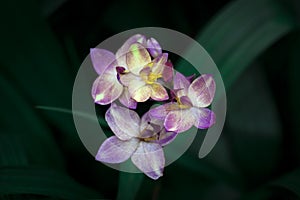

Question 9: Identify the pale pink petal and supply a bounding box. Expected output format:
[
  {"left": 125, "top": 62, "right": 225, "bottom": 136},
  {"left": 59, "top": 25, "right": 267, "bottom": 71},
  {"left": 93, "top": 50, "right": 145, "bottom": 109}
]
[
  {"left": 151, "top": 53, "right": 168, "bottom": 75},
  {"left": 148, "top": 102, "right": 177, "bottom": 120},
  {"left": 90, "top": 48, "right": 115, "bottom": 75},
  {"left": 146, "top": 38, "right": 162, "bottom": 58},
  {"left": 128, "top": 79, "right": 151, "bottom": 102},
  {"left": 126, "top": 43, "right": 151, "bottom": 75},
  {"left": 116, "top": 34, "right": 147, "bottom": 67},
  {"left": 96, "top": 136, "right": 139, "bottom": 163},
  {"left": 188, "top": 74, "right": 216, "bottom": 108},
  {"left": 174, "top": 72, "right": 190, "bottom": 97},
  {"left": 91, "top": 66, "right": 123, "bottom": 105},
  {"left": 131, "top": 141, "right": 165, "bottom": 180},
  {"left": 150, "top": 83, "right": 169, "bottom": 101},
  {"left": 192, "top": 107, "right": 216, "bottom": 129},
  {"left": 156, "top": 129, "right": 178, "bottom": 146},
  {"left": 164, "top": 109, "right": 196, "bottom": 133},
  {"left": 118, "top": 87, "right": 137, "bottom": 109},
  {"left": 105, "top": 103, "right": 140, "bottom": 140}
]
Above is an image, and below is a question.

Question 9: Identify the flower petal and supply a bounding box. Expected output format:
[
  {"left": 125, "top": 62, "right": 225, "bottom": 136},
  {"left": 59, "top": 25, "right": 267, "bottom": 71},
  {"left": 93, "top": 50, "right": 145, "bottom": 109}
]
[
  {"left": 131, "top": 142, "right": 165, "bottom": 180},
  {"left": 126, "top": 43, "right": 151, "bottom": 75},
  {"left": 132, "top": 85, "right": 152, "bottom": 102},
  {"left": 116, "top": 34, "right": 147, "bottom": 67},
  {"left": 91, "top": 66, "right": 123, "bottom": 105},
  {"left": 162, "top": 60, "right": 174, "bottom": 82},
  {"left": 188, "top": 74, "right": 216, "bottom": 108},
  {"left": 96, "top": 136, "right": 139, "bottom": 163},
  {"left": 164, "top": 109, "right": 196, "bottom": 133},
  {"left": 146, "top": 38, "right": 162, "bottom": 58},
  {"left": 151, "top": 53, "right": 168, "bottom": 75},
  {"left": 118, "top": 87, "right": 137, "bottom": 109},
  {"left": 148, "top": 102, "right": 177, "bottom": 120},
  {"left": 156, "top": 129, "right": 178, "bottom": 146},
  {"left": 179, "top": 96, "right": 193, "bottom": 107},
  {"left": 105, "top": 103, "right": 140, "bottom": 140},
  {"left": 139, "top": 112, "right": 163, "bottom": 138},
  {"left": 128, "top": 79, "right": 151, "bottom": 102},
  {"left": 150, "top": 83, "right": 169, "bottom": 101},
  {"left": 174, "top": 72, "right": 190, "bottom": 97},
  {"left": 119, "top": 72, "right": 138, "bottom": 87},
  {"left": 192, "top": 107, "right": 216, "bottom": 129},
  {"left": 90, "top": 48, "right": 116, "bottom": 75}
]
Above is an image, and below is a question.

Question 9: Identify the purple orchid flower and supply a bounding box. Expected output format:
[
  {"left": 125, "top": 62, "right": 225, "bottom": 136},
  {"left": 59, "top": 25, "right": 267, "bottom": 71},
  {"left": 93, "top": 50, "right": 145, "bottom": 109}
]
[
  {"left": 91, "top": 34, "right": 163, "bottom": 108},
  {"left": 149, "top": 72, "right": 216, "bottom": 133},
  {"left": 119, "top": 48, "right": 172, "bottom": 102},
  {"left": 96, "top": 103, "right": 177, "bottom": 180},
  {"left": 91, "top": 34, "right": 170, "bottom": 109}
]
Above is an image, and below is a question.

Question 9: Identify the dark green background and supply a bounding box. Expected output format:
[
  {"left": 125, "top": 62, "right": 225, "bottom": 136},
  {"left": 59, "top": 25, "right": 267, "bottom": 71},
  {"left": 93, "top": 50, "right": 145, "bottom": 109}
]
[{"left": 1, "top": 0, "right": 300, "bottom": 199}]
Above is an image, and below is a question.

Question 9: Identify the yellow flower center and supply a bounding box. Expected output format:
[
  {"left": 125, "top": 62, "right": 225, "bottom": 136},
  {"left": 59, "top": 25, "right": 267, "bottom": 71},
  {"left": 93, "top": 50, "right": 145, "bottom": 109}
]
[
  {"left": 143, "top": 135, "right": 158, "bottom": 142},
  {"left": 140, "top": 62, "right": 162, "bottom": 85},
  {"left": 145, "top": 72, "right": 162, "bottom": 84},
  {"left": 175, "top": 96, "right": 190, "bottom": 109}
]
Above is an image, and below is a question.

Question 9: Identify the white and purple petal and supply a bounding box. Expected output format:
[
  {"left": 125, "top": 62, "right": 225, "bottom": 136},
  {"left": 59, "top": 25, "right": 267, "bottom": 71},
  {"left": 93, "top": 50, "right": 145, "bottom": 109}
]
[
  {"left": 116, "top": 34, "right": 147, "bottom": 67},
  {"left": 105, "top": 103, "right": 140, "bottom": 140},
  {"left": 192, "top": 107, "right": 216, "bottom": 129},
  {"left": 118, "top": 87, "right": 137, "bottom": 109},
  {"left": 173, "top": 72, "right": 190, "bottom": 97},
  {"left": 164, "top": 109, "right": 196, "bottom": 133},
  {"left": 146, "top": 38, "right": 162, "bottom": 58},
  {"left": 162, "top": 60, "right": 174, "bottom": 82},
  {"left": 131, "top": 142, "right": 165, "bottom": 180},
  {"left": 90, "top": 48, "right": 116, "bottom": 75},
  {"left": 150, "top": 83, "right": 169, "bottom": 101},
  {"left": 119, "top": 73, "right": 139, "bottom": 87},
  {"left": 128, "top": 78, "right": 151, "bottom": 102},
  {"left": 151, "top": 53, "right": 168, "bottom": 75},
  {"left": 156, "top": 129, "right": 178, "bottom": 146},
  {"left": 179, "top": 96, "right": 193, "bottom": 107},
  {"left": 188, "top": 74, "right": 216, "bottom": 108},
  {"left": 126, "top": 43, "right": 151, "bottom": 75},
  {"left": 148, "top": 102, "right": 177, "bottom": 120},
  {"left": 139, "top": 112, "right": 164, "bottom": 138},
  {"left": 96, "top": 136, "right": 139, "bottom": 163},
  {"left": 91, "top": 65, "right": 123, "bottom": 105}
]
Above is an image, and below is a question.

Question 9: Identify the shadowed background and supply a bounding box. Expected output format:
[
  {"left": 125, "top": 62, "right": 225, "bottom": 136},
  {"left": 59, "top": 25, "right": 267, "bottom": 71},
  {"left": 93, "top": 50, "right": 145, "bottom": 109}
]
[{"left": 1, "top": 0, "right": 300, "bottom": 199}]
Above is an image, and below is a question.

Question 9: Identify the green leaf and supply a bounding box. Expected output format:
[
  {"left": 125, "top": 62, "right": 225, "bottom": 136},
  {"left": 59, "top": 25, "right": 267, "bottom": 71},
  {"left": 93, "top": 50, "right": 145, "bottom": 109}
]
[
  {"left": 0, "top": 135, "right": 28, "bottom": 167},
  {"left": 270, "top": 169, "right": 300, "bottom": 198},
  {"left": 0, "top": 76, "right": 65, "bottom": 170},
  {"left": 0, "top": 0, "right": 74, "bottom": 136},
  {"left": 117, "top": 172, "right": 144, "bottom": 200},
  {"left": 177, "top": 0, "right": 295, "bottom": 88},
  {"left": 116, "top": 160, "right": 144, "bottom": 200},
  {"left": 0, "top": 166, "right": 101, "bottom": 199},
  {"left": 36, "top": 105, "right": 108, "bottom": 127},
  {"left": 173, "top": 0, "right": 293, "bottom": 187},
  {"left": 287, "top": 33, "right": 300, "bottom": 161},
  {"left": 226, "top": 64, "right": 282, "bottom": 182}
]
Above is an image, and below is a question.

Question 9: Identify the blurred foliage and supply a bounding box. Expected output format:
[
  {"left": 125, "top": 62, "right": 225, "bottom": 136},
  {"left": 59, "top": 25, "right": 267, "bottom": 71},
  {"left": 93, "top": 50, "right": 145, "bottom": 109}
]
[{"left": 1, "top": 0, "right": 300, "bottom": 199}]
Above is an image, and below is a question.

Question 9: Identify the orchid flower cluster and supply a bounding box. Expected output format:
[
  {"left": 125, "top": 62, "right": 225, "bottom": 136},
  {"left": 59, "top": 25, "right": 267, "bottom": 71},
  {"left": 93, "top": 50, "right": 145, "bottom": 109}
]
[{"left": 91, "top": 34, "right": 216, "bottom": 180}]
